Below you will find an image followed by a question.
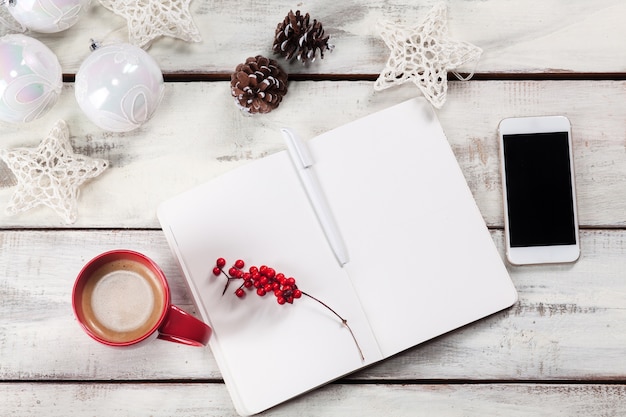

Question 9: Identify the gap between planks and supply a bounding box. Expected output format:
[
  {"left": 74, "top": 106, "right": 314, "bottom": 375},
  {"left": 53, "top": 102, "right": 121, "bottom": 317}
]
[{"left": 60, "top": 72, "right": 626, "bottom": 83}]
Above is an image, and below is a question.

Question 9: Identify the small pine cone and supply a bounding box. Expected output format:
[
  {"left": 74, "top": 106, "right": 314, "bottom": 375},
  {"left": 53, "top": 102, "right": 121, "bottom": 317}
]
[
  {"left": 230, "top": 55, "right": 289, "bottom": 114},
  {"left": 273, "top": 10, "right": 333, "bottom": 64}
]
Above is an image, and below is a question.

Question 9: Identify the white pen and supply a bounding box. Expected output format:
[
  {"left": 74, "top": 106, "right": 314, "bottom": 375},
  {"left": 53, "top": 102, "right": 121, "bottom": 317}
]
[{"left": 281, "top": 128, "right": 350, "bottom": 266}]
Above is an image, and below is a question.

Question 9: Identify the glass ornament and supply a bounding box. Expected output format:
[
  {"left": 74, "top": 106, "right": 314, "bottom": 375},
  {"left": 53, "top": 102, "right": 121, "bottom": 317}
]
[
  {"left": 74, "top": 42, "right": 165, "bottom": 132},
  {"left": 5, "top": 0, "right": 91, "bottom": 33},
  {"left": 0, "top": 34, "right": 62, "bottom": 124}
]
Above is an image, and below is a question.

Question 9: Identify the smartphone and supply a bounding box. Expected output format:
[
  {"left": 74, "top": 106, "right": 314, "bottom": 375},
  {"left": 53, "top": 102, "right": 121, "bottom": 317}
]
[{"left": 498, "top": 116, "right": 580, "bottom": 265}]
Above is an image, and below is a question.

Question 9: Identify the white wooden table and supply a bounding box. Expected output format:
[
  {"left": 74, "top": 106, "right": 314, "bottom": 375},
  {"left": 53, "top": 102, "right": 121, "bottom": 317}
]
[{"left": 2, "top": 1, "right": 626, "bottom": 415}]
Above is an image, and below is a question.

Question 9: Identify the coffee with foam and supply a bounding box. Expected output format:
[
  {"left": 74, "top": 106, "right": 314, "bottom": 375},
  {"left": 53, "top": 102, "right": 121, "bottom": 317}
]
[{"left": 80, "top": 259, "right": 165, "bottom": 343}]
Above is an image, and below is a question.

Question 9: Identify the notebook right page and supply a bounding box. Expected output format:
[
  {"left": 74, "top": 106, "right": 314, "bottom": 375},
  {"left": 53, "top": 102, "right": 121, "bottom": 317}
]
[{"left": 308, "top": 98, "right": 518, "bottom": 357}]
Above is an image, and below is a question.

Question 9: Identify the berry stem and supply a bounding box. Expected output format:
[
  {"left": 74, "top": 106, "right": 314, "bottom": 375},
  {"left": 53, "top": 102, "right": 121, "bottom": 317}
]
[
  {"left": 301, "top": 291, "right": 364, "bottom": 362},
  {"left": 217, "top": 269, "right": 237, "bottom": 295},
  {"left": 212, "top": 258, "right": 364, "bottom": 361}
]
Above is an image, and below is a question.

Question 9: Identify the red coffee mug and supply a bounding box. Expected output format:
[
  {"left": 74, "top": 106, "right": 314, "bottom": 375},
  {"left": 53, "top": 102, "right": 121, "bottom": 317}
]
[{"left": 72, "top": 249, "right": 211, "bottom": 347}]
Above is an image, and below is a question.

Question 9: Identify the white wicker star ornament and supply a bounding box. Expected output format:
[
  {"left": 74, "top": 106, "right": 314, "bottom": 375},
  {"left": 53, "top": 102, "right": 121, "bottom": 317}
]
[
  {"left": 374, "top": 3, "right": 482, "bottom": 108},
  {"left": 0, "top": 4, "right": 26, "bottom": 35},
  {"left": 0, "top": 120, "right": 108, "bottom": 224},
  {"left": 98, "top": 0, "right": 201, "bottom": 48}
]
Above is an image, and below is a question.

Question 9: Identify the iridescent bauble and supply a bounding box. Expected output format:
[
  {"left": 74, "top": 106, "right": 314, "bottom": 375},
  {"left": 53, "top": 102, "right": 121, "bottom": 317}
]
[
  {"left": 75, "top": 42, "right": 165, "bottom": 132},
  {"left": 0, "top": 34, "right": 62, "bottom": 124},
  {"left": 6, "top": 0, "right": 91, "bottom": 33}
]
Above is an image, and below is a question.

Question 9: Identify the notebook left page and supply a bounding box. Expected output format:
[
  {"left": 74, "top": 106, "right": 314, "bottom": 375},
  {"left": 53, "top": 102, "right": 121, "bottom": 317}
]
[{"left": 157, "top": 150, "right": 383, "bottom": 416}]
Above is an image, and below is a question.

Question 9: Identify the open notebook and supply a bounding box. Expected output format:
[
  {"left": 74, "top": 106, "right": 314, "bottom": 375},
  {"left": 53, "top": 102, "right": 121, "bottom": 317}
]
[{"left": 157, "top": 98, "right": 517, "bottom": 415}]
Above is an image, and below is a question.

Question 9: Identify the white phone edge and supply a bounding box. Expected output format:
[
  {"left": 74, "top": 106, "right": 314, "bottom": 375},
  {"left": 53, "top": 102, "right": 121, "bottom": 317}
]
[{"left": 498, "top": 116, "right": 581, "bottom": 266}]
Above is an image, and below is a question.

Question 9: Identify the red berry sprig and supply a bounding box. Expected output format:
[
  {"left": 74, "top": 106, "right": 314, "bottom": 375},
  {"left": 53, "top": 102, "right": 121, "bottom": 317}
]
[
  {"left": 212, "top": 257, "right": 364, "bottom": 361},
  {"left": 213, "top": 257, "right": 302, "bottom": 304}
]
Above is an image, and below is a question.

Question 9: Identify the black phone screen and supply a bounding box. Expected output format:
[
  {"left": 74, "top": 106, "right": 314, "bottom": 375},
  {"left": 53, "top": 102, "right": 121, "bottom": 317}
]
[{"left": 502, "top": 132, "right": 576, "bottom": 247}]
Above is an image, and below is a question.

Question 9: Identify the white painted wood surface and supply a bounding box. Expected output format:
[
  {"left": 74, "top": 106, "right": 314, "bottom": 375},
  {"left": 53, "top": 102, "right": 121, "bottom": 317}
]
[
  {"left": 1, "top": 229, "right": 625, "bottom": 382},
  {"left": 1, "top": 81, "right": 626, "bottom": 228},
  {"left": 2, "top": 383, "right": 626, "bottom": 417},
  {"left": 2, "top": 0, "right": 625, "bottom": 74},
  {"left": 1, "top": 0, "right": 625, "bottom": 415}
]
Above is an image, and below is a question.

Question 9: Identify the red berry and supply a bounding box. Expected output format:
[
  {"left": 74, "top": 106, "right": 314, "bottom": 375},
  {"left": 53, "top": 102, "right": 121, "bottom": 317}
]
[{"left": 215, "top": 259, "right": 304, "bottom": 306}]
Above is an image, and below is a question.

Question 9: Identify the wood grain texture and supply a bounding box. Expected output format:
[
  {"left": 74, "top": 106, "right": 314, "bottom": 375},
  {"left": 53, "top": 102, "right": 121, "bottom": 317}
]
[
  {"left": 0, "top": 80, "right": 624, "bottom": 228},
  {"left": 2, "top": 1, "right": 625, "bottom": 415},
  {"left": 3, "top": 0, "right": 625, "bottom": 75},
  {"left": 1, "top": 229, "right": 625, "bottom": 381},
  {"left": 1, "top": 383, "right": 625, "bottom": 416}
]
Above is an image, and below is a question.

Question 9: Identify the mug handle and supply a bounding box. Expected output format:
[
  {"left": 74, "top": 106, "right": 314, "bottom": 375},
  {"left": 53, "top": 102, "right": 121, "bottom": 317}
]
[{"left": 158, "top": 305, "right": 211, "bottom": 346}]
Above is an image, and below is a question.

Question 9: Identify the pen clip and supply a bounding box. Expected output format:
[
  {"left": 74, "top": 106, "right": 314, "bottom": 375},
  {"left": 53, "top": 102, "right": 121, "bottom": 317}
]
[{"left": 281, "top": 128, "right": 314, "bottom": 168}]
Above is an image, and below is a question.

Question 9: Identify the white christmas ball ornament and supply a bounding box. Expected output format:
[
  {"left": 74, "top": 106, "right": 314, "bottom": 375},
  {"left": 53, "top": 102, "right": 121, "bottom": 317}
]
[
  {"left": 6, "top": 0, "right": 91, "bottom": 33},
  {"left": 0, "top": 34, "right": 62, "bottom": 123},
  {"left": 75, "top": 43, "right": 164, "bottom": 132}
]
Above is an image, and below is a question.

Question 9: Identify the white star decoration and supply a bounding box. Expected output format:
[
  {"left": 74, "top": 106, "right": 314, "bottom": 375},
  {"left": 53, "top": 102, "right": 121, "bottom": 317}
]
[
  {"left": 98, "top": 0, "right": 201, "bottom": 48},
  {"left": 0, "top": 120, "right": 108, "bottom": 224},
  {"left": 0, "top": 5, "right": 26, "bottom": 35},
  {"left": 374, "top": 3, "right": 482, "bottom": 108}
]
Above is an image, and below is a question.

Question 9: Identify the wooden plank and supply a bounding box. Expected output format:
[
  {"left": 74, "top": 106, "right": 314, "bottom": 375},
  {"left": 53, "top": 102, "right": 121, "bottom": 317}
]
[
  {"left": 0, "top": 80, "right": 625, "bottom": 228},
  {"left": 1, "top": 382, "right": 625, "bottom": 416},
  {"left": 440, "top": 79, "right": 626, "bottom": 229},
  {"left": 1, "top": 229, "right": 625, "bottom": 381},
  {"left": 0, "top": 230, "right": 221, "bottom": 380},
  {"left": 4, "top": 0, "right": 626, "bottom": 75}
]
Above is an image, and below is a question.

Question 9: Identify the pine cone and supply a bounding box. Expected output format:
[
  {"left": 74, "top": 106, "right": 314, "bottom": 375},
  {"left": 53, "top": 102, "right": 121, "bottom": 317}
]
[
  {"left": 230, "top": 55, "right": 289, "bottom": 114},
  {"left": 273, "top": 10, "right": 333, "bottom": 64}
]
